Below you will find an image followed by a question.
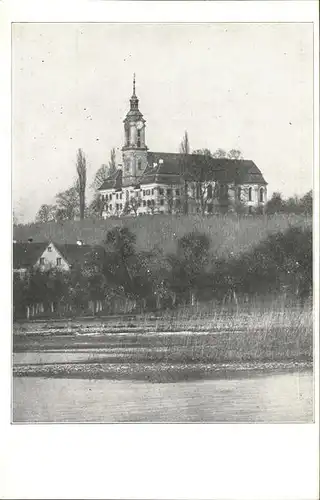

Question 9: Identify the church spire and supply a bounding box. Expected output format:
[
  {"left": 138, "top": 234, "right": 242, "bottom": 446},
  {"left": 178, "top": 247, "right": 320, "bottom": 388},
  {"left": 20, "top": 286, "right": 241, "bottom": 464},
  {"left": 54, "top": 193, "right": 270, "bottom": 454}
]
[
  {"left": 130, "top": 73, "right": 139, "bottom": 110},
  {"left": 133, "top": 73, "right": 136, "bottom": 96}
]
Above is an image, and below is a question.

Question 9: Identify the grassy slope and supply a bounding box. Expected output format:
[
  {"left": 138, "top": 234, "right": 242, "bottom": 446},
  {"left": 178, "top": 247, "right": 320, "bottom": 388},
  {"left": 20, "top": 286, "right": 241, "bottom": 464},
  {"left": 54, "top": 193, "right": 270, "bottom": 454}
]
[{"left": 13, "top": 214, "right": 312, "bottom": 257}]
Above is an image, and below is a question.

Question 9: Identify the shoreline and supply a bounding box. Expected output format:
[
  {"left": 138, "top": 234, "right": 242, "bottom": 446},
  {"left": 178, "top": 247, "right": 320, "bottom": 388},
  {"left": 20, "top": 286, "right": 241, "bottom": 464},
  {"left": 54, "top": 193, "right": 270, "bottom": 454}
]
[{"left": 13, "top": 360, "right": 313, "bottom": 383}]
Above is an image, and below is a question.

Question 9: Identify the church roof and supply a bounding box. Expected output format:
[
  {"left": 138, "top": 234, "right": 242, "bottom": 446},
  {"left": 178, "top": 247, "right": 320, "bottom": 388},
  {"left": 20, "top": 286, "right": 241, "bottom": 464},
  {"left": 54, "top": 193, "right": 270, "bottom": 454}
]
[
  {"left": 140, "top": 152, "right": 267, "bottom": 186},
  {"left": 98, "top": 154, "right": 267, "bottom": 190},
  {"left": 98, "top": 169, "right": 122, "bottom": 191}
]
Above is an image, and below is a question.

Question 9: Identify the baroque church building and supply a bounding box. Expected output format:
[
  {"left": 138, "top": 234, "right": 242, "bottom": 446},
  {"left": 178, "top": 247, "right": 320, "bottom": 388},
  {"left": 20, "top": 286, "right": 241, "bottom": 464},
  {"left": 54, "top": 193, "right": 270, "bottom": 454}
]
[{"left": 98, "top": 77, "right": 267, "bottom": 217}]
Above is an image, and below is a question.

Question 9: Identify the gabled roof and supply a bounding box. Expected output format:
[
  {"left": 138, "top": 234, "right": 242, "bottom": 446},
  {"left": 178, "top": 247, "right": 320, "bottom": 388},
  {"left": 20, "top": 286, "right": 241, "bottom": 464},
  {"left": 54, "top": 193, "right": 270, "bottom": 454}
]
[
  {"left": 98, "top": 169, "right": 122, "bottom": 191},
  {"left": 55, "top": 244, "right": 105, "bottom": 267},
  {"left": 13, "top": 242, "right": 47, "bottom": 269}
]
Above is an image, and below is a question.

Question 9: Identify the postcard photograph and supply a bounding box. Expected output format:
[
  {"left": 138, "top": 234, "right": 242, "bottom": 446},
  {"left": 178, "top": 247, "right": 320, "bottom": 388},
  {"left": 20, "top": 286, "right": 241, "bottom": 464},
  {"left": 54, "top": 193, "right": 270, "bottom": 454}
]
[{"left": 12, "top": 22, "right": 314, "bottom": 423}]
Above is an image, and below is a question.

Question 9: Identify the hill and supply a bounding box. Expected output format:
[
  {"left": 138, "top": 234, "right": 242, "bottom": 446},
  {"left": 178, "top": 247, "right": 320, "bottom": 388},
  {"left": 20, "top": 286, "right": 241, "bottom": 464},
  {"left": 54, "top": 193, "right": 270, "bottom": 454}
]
[{"left": 13, "top": 214, "right": 312, "bottom": 258}]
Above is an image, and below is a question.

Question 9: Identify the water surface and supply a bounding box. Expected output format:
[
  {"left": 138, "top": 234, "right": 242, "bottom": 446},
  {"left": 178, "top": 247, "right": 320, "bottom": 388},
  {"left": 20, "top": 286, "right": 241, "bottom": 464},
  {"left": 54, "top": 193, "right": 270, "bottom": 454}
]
[{"left": 13, "top": 370, "right": 313, "bottom": 423}]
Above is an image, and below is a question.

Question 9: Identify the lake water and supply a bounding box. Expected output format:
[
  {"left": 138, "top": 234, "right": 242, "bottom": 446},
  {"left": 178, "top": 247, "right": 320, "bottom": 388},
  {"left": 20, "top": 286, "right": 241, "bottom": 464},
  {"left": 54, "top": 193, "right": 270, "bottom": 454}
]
[{"left": 13, "top": 370, "right": 313, "bottom": 423}]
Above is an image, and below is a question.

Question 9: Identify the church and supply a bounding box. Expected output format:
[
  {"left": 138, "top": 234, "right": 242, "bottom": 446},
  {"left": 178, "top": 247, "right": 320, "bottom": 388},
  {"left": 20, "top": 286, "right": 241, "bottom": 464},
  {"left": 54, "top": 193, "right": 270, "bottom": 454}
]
[{"left": 98, "top": 76, "right": 267, "bottom": 217}]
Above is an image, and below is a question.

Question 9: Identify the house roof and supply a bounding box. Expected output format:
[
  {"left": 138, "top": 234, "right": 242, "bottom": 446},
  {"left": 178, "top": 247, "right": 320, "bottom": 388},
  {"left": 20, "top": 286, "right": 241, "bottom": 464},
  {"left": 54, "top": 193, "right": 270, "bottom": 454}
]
[
  {"left": 13, "top": 242, "right": 47, "bottom": 269},
  {"left": 55, "top": 244, "right": 106, "bottom": 267},
  {"left": 98, "top": 169, "right": 122, "bottom": 191}
]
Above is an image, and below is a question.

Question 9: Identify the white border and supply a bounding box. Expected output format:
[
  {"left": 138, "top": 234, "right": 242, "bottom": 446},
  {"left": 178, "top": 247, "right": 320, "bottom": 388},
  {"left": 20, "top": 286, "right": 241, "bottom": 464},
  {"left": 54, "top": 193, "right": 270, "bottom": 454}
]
[{"left": 1, "top": 2, "right": 319, "bottom": 499}]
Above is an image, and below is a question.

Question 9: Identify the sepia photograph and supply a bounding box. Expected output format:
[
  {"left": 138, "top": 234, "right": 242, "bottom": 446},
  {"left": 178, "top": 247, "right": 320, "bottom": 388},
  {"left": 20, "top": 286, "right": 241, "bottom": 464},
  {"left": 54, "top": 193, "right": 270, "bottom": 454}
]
[{"left": 12, "top": 22, "right": 314, "bottom": 423}]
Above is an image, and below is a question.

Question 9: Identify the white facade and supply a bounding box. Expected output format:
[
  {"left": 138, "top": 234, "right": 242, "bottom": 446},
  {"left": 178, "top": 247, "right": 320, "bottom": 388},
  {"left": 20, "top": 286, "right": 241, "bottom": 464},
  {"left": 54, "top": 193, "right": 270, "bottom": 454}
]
[{"left": 35, "top": 242, "right": 70, "bottom": 271}]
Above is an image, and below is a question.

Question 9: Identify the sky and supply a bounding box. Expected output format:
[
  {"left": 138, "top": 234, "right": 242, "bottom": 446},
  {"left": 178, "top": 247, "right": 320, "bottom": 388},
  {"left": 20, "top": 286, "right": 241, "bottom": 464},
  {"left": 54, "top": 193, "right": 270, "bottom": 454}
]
[{"left": 12, "top": 22, "right": 313, "bottom": 222}]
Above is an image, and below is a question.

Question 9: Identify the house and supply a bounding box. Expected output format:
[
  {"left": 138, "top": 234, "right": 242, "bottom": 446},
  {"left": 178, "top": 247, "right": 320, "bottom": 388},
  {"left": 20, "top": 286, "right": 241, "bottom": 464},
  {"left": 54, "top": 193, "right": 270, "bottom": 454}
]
[
  {"left": 98, "top": 75, "right": 267, "bottom": 218},
  {"left": 13, "top": 240, "right": 105, "bottom": 275}
]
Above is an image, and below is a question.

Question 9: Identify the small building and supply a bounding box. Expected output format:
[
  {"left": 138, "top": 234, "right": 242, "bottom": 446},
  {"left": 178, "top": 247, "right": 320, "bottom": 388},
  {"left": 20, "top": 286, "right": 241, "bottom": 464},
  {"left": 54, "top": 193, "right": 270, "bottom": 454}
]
[{"left": 13, "top": 241, "right": 105, "bottom": 275}]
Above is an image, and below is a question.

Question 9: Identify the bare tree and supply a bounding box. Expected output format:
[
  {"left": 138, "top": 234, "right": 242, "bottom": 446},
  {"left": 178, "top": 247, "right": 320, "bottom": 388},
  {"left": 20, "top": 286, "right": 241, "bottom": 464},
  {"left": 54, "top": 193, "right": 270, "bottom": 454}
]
[
  {"left": 124, "top": 196, "right": 140, "bottom": 216},
  {"left": 212, "top": 148, "right": 227, "bottom": 159},
  {"left": 227, "top": 149, "right": 244, "bottom": 160},
  {"left": 108, "top": 147, "right": 117, "bottom": 177},
  {"left": 76, "top": 148, "right": 87, "bottom": 220},
  {"left": 35, "top": 204, "right": 57, "bottom": 223},
  {"left": 56, "top": 185, "right": 79, "bottom": 220},
  {"left": 179, "top": 131, "right": 190, "bottom": 215}
]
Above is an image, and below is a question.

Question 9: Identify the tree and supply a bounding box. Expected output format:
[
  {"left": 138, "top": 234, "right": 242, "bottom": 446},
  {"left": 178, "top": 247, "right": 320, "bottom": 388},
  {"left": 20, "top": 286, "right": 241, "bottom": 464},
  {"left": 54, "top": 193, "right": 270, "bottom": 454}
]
[
  {"left": 179, "top": 131, "right": 190, "bottom": 215},
  {"left": 35, "top": 204, "right": 57, "bottom": 223},
  {"left": 88, "top": 193, "right": 104, "bottom": 219},
  {"left": 190, "top": 149, "right": 216, "bottom": 215},
  {"left": 124, "top": 196, "right": 140, "bottom": 216},
  {"left": 167, "top": 231, "right": 211, "bottom": 304},
  {"left": 108, "top": 147, "right": 117, "bottom": 177},
  {"left": 55, "top": 185, "right": 79, "bottom": 220},
  {"left": 265, "top": 192, "right": 285, "bottom": 214},
  {"left": 212, "top": 148, "right": 227, "bottom": 159},
  {"left": 300, "top": 190, "right": 312, "bottom": 215},
  {"left": 76, "top": 148, "right": 87, "bottom": 220},
  {"left": 227, "top": 149, "right": 244, "bottom": 160},
  {"left": 91, "top": 148, "right": 118, "bottom": 191}
]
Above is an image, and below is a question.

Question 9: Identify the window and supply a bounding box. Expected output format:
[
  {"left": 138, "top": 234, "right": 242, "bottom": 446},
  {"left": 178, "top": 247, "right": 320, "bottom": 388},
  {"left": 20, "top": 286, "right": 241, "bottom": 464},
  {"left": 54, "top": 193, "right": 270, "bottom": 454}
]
[
  {"left": 109, "top": 204, "right": 112, "bottom": 210},
  {"left": 116, "top": 194, "right": 119, "bottom": 200},
  {"left": 120, "top": 203, "right": 122, "bottom": 210},
  {"left": 167, "top": 189, "right": 172, "bottom": 196},
  {"left": 159, "top": 188, "right": 164, "bottom": 195},
  {"left": 237, "top": 187, "right": 241, "bottom": 200},
  {"left": 146, "top": 189, "right": 150, "bottom": 196},
  {"left": 207, "top": 185, "right": 213, "bottom": 198},
  {"left": 137, "top": 129, "right": 141, "bottom": 147},
  {"left": 56, "top": 258, "right": 62, "bottom": 266},
  {"left": 151, "top": 199, "right": 155, "bottom": 206},
  {"left": 138, "top": 160, "right": 142, "bottom": 170},
  {"left": 101, "top": 195, "right": 104, "bottom": 201},
  {"left": 259, "top": 188, "right": 264, "bottom": 202},
  {"left": 248, "top": 206, "right": 253, "bottom": 215},
  {"left": 120, "top": 193, "right": 122, "bottom": 200},
  {"left": 143, "top": 190, "right": 145, "bottom": 196},
  {"left": 196, "top": 185, "right": 201, "bottom": 200},
  {"left": 160, "top": 199, "right": 164, "bottom": 206},
  {"left": 40, "top": 258, "right": 45, "bottom": 265},
  {"left": 151, "top": 189, "right": 154, "bottom": 195},
  {"left": 176, "top": 189, "right": 180, "bottom": 196},
  {"left": 147, "top": 199, "right": 151, "bottom": 206},
  {"left": 143, "top": 200, "right": 146, "bottom": 207},
  {"left": 175, "top": 199, "right": 181, "bottom": 209},
  {"left": 207, "top": 203, "right": 213, "bottom": 214},
  {"left": 47, "top": 246, "right": 52, "bottom": 252},
  {"left": 248, "top": 187, "right": 252, "bottom": 202}
]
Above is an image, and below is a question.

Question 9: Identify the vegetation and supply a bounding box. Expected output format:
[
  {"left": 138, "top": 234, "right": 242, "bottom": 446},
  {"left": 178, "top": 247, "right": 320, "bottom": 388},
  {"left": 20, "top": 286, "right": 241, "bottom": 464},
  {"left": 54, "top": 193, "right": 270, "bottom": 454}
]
[{"left": 13, "top": 223, "right": 312, "bottom": 320}]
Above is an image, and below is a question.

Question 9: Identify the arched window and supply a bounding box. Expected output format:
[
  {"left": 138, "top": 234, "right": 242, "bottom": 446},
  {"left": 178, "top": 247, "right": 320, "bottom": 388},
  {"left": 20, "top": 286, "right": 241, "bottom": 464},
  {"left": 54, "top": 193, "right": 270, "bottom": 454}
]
[
  {"left": 259, "top": 188, "right": 264, "bottom": 202},
  {"left": 248, "top": 187, "right": 252, "bottom": 201},
  {"left": 207, "top": 184, "right": 213, "bottom": 199},
  {"left": 137, "top": 129, "right": 141, "bottom": 147},
  {"left": 137, "top": 159, "right": 142, "bottom": 170},
  {"left": 237, "top": 186, "right": 241, "bottom": 200}
]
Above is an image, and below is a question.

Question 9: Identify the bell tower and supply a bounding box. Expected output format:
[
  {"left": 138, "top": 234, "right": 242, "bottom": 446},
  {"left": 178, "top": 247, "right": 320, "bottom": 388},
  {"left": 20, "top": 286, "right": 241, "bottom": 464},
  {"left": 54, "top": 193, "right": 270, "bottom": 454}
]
[{"left": 122, "top": 74, "right": 148, "bottom": 187}]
